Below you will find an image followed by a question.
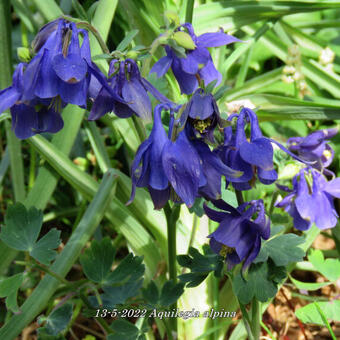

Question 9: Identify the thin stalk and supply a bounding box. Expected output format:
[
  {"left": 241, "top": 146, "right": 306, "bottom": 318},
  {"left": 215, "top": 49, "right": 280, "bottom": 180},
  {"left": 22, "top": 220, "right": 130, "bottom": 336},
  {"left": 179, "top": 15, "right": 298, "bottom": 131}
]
[
  {"left": 239, "top": 302, "right": 255, "bottom": 340},
  {"left": 185, "top": 0, "right": 195, "bottom": 24},
  {"left": 0, "top": 0, "right": 26, "bottom": 202},
  {"left": 164, "top": 202, "right": 180, "bottom": 334},
  {"left": 235, "top": 190, "right": 244, "bottom": 206},
  {"left": 28, "top": 147, "right": 36, "bottom": 190},
  {"left": 0, "top": 170, "right": 117, "bottom": 340},
  {"left": 131, "top": 115, "right": 146, "bottom": 142},
  {"left": 260, "top": 321, "right": 277, "bottom": 340},
  {"left": 268, "top": 190, "right": 279, "bottom": 216},
  {"left": 15, "top": 260, "right": 70, "bottom": 285},
  {"left": 314, "top": 302, "right": 337, "bottom": 340},
  {"left": 250, "top": 298, "right": 261, "bottom": 340}
]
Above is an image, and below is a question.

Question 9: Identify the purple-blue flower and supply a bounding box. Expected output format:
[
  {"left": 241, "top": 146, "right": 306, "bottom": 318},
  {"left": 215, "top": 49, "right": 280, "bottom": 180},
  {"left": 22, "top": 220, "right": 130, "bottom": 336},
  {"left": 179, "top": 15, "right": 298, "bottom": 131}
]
[
  {"left": 287, "top": 128, "right": 337, "bottom": 170},
  {"left": 151, "top": 23, "right": 239, "bottom": 94},
  {"left": 180, "top": 88, "right": 221, "bottom": 143},
  {"left": 128, "top": 104, "right": 241, "bottom": 209},
  {"left": 0, "top": 63, "right": 64, "bottom": 139},
  {"left": 276, "top": 168, "right": 340, "bottom": 230},
  {"left": 204, "top": 199, "right": 270, "bottom": 270},
  {"left": 0, "top": 18, "right": 106, "bottom": 139},
  {"left": 219, "top": 107, "right": 307, "bottom": 190},
  {"left": 89, "top": 58, "right": 172, "bottom": 121}
]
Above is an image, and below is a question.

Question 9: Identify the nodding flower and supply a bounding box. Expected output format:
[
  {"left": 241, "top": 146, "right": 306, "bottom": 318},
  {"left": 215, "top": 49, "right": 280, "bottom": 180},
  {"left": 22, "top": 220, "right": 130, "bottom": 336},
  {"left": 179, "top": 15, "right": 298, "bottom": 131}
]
[
  {"left": 89, "top": 58, "right": 173, "bottom": 122},
  {"left": 151, "top": 23, "right": 240, "bottom": 94},
  {"left": 128, "top": 104, "right": 241, "bottom": 209},
  {"left": 276, "top": 167, "right": 340, "bottom": 231},
  {"left": 287, "top": 128, "right": 338, "bottom": 171},
  {"left": 0, "top": 18, "right": 107, "bottom": 138},
  {"left": 204, "top": 199, "right": 270, "bottom": 270},
  {"left": 218, "top": 107, "right": 311, "bottom": 191}
]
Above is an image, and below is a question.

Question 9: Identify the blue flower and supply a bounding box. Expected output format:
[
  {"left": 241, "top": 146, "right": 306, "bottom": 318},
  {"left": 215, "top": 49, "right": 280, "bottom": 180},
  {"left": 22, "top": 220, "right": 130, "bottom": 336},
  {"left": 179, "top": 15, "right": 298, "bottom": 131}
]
[
  {"left": 276, "top": 168, "right": 340, "bottom": 230},
  {"left": 89, "top": 59, "right": 172, "bottom": 121},
  {"left": 219, "top": 107, "right": 307, "bottom": 190},
  {"left": 128, "top": 104, "right": 241, "bottom": 209},
  {"left": 204, "top": 199, "right": 270, "bottom": 270},
  {"left": 151, "top": 23, "right": 239, "bottom": 94},
  {"left": 0, "top": 63, "right": 64, "bottom": 139},
  {"left": 0, "top": 18, "right": 106, "bottom": 138},
  {"left": 180, "top": 88, "right": 221, "bottom": 143},
  {"left": 287, "top": 128, "right": 337, "bottom": 170}
]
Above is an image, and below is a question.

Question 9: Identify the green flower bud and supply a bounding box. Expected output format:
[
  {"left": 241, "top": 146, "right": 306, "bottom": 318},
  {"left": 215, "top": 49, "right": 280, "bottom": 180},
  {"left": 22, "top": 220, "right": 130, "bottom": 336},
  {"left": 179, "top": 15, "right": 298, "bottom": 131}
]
[{"left": 172, "top": 31, "right": 196, "bottom": 50}]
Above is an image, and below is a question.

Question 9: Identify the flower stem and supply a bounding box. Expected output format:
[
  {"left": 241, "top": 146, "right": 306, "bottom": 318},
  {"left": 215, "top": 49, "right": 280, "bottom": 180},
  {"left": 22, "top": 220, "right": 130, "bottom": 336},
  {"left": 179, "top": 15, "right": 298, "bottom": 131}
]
[
  {"left": 164, "top": 202, "right": 180, "bottom": 334},
  {"left": 185, "top": 0, "right": 195, "bottom": 24},
  {"left": 0, "top": 0, "right": 26, "bottom": 203},
  {"left": 239, "top": 302, "right": 255, "bottom": 340},
  {"left": 250, "top": 297, "right": 261, "bottom": 340},
  {"left": 235, "top": 190, "right": 244, "bottom": 205}
]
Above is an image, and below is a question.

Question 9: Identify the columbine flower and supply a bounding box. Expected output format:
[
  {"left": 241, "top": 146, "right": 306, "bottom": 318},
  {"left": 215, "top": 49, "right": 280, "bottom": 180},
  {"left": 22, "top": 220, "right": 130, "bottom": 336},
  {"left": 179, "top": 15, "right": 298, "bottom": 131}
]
[
  {"left": 0, "top": 18, "right": 108, "bottom": 138},
  {"left": 180, "top": 88, "right": 221, "bottom": 143},
  {"left": 276, "top": 168, "right": 340, "bottom": 230},
  {"left": 89, "top": 58, "right": 172, "bottom": 121},
  {"left": 0, "top": 63, "right": 64, "bottom": 139},
  {"left": 287, "top": 128, "right": 338, "bottom": 170},
  {"left": 219, "top": 107, "right": 306, "bottom": 190},
  {"left": 151, "top": 23, "right": 239, "bottom": 94},
  {"left": 128, "top": 104, "right": 241, "bottom": 209},
  {"left": 204, "top": 199, "right": 270, "bottom": 270}
]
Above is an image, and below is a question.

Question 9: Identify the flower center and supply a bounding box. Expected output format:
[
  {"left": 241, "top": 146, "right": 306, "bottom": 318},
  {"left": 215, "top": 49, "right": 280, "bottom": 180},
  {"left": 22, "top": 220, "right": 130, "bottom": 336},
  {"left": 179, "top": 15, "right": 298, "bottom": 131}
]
[
  {"left": 220, "top": 245, "right": 234, "bottom": 257},
  {"left": 193, "top": 118, "right": 212, "bottom": 133},
  {"left": 323, "top": 149, "right": 332, "bottom": 160}
]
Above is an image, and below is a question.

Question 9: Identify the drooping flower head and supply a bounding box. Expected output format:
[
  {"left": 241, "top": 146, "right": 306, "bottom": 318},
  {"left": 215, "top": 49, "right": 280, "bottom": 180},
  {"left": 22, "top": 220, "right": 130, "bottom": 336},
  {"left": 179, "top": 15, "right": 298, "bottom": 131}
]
[
  {"left": 287, "top": 128, "right": 338, "bottom": 170},
  {"left": 128, "top": 104, "right": 241, "bottom": 209},
  {"left": 219, "top": 107, "right": 307, "bottom": 190},
  {"left": 89, "top": 58, "right": 172, "bottom": 121},
  {"left": 276, "top": 167, "right": 340, "bottom": 230},
  {"left": 180, "top": 88, "right": 222, "bottom": 143},
  {"left": 151, "top": 23, "right": 239, "bottom": 94},
  {"left": 204, "top": 199, "right": 270, "bottom": 270},
  {"left": 0, "top": 18, "right": 107, "bottom": 139}
]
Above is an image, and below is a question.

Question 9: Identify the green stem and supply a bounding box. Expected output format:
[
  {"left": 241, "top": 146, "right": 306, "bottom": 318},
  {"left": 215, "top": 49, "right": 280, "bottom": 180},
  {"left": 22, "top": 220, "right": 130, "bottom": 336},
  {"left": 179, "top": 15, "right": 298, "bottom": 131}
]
[
  {"left": 250, "top": 298, "right": 261, "bottom": 340},
  {"left": 28, "top": 147, "right": 36, "bottom": 190},
  {"left": 185, "top": 0, "right": 195, "bottom": 24},
  {"left": 268, "top": 190, "right": 279, "bottom": 216},
  {"left": 15, "top": 260, "right": 70, "bottom": 285},
  {"left": 239, "top": 302, "right": 255, "bottom": 340},
  {"left": 0, "top": 170, "right": 117, "bottom": 340},
  {"left": 0, "top": 0, "right": 26, "bottom": 203},
  {"left": 235, "top": 190, "right": 244, "bottom": 206},
  {"left": 164, "top": 202, "right": 180, "bottom": 334},
  {"left": 131, "top": 115, "right": 146, "bottom": 142}
]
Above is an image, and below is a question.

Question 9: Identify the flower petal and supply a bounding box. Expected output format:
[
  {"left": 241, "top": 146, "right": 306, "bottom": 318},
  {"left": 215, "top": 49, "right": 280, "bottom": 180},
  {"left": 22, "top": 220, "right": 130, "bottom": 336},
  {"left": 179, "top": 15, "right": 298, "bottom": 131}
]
[{"left": 197, "top": 32, "right": 240, "bottom": 47}]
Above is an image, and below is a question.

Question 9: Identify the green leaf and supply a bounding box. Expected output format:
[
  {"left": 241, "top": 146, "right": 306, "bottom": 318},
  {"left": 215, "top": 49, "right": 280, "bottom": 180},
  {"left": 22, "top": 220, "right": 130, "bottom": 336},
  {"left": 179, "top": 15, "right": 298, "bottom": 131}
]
[
  {"left": 142, "top": 281, "right": 159, "bottom": 306},
  {"left": 254, "top": 234, "right": 305, "bottom": 266},
  {"left": 232, "top": 262, "right": 278, "bottom": 304},
  {"left": 308, "top": 249, "right": 340, "bottom": 282},
  {"left": 100, "top": 279, "right": 144, "bottom": 308},
  {"left": 295, "top": 300, "right": 340, "bottom": 325},
  {"left": 0, "top": 203, "right": 60, "bottom": 265},
  {"left": 177, "top": 246, "right": 224, "bottom": 287},
  {"left": 38, "top": 303, "right": 73, "bottom": 336},
  {"left": 30, "top": 229, "right": 61, "bottom": 265},
  {"left": 289, "top": 275, "right": 332, "bottom": 291},
  {"left": 38, "top": 303, "right": 73, "bottom": 339},
  {"left": 0, "top": 273, "right": 24, "bottom": 313},
  {"left": 80, "top": 238, "right": 116, "bottom": 284},
  {"left": 105, "top": 254, "right": 145, "bottom": 285},
  {"left": 111, "top": 319, "right": 139, "bottom": 336},
  {"left": 1, "top": 203, "right": 43, "bottom": 251},
  {"left": 159, "top": 281, "right": 185, "bottom": 307},
  {"left": 116, "top": 29, "right": 139, "bottom": 51}
]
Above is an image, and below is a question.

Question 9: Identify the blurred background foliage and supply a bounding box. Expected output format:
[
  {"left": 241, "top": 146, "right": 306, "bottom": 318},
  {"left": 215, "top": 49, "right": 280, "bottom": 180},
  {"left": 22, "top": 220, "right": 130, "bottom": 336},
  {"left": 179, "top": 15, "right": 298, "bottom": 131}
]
[{"left": 0, "top": 0, "right": 340, "bottom": 339}]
